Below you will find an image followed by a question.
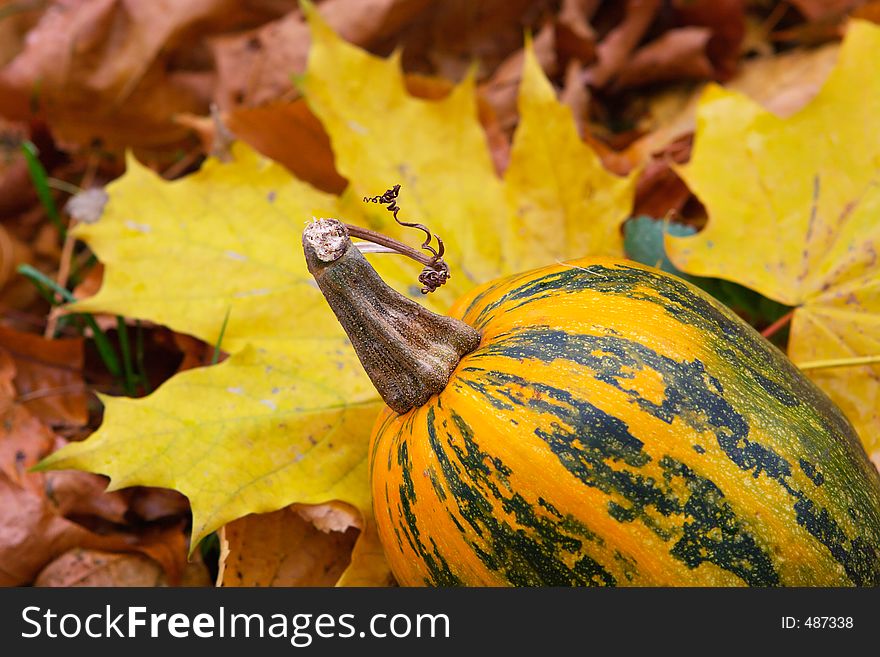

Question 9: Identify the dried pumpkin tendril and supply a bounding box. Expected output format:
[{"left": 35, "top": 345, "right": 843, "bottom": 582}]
[{"left": 345, "top": 184, "right": 450, "bottom": 294}]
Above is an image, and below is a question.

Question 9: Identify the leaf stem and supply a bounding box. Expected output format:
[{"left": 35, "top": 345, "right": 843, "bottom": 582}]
[
  {"left": 761, "top": 309, "right": 794, "bottom": 338},
  {"left": 46, "top": 177, "right": 83, "bottom": 195},
  {"left": 797, "top": 355, "right": 880, "bottom": 371}
]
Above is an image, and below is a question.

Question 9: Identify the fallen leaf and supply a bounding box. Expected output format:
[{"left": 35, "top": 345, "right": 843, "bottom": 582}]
[
  {"left": 585, "top": 0, "right": 661, "bottom": 88},
  {"left": 852, "top": 0, "right": 880, "bottom": 23},
  {"left": 403, "top": 73, "right": 511, "bottom": 175},
  {"left": 0, "top": 0, "right": 287, "bottom": 149},
  {"left": 479, "top": 22, "right": 556, "bottom": 134},
  {"left": 128, "top": 487, "right": 191, "bottom": 522},
  {"left": 614, "top": 27, "right": 713, "bottom": 90},
  {"left": 559, "top": 58, "right": 590, "bottom": 138},
  {"left": 789, "top": 0, "right": 864, "bottom": 22},
  {"left": 225, "top": 100, "right": 347, "bottom": 194},
  {"left": 35, "top": 549, "right": 165, "bottom": 587},
  {"left": 0, "top": 225, "right": 33, "bottom": 299},
  {"left": 0, "top": 118, "right": 36, "bottom": 216},
  {"left": 0, "top": 325, "right": 87, "bottom": 428},
  {"left": 672, "top": 0, "right": 746, "bottom": 80},
  {"left": 0, "top": 343, "right": 188, "bottom": 585},
  {"left": 0, "top": 393, "right": 185, "bottom": 585},
  {"left": 222, "top": 69, "right": 507, "bottom": 195},
  {"left": 0, "top": 0, "right": 42, "bottom": 67},
  {"left": 211, "top": 0, "right": 432, "bottom": 109},
  {"left": 294, "top": 499, "right": 360, "bottom": 532},
  {"left": 556, "top": 0, "right": 598, "bottom": 62},
  {"left": 666, "top": 19, "right": 880, "bottom": 452},
  {"left": 400, "top": 0, "right": 551, "bottom": 83},
  {"left": 37, "top": 9, "right": 634, "bottom": 586},
  {"left": 502, "top": 41, "right": 636, "bottom": 269},
  {"left": 219, "top": 503, "right": 360, "bottom": 587},
  {"left": 43, "top": 470, "right": 129, "bottom": 525},
  {"left": 301, "top": 6, "right": 634, "bottom": 278},
  {"left": 35, "top": 543, "right": 207, "bottom": 587},
  {"left": 632, "top": 134, "right": 692, "bottom": 219},
  {"left": 628, "top": 39, "right": 840, "bottom": 165}
]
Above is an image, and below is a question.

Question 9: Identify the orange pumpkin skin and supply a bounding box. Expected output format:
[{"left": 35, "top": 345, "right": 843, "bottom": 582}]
[{"left": 369, "top": 257, "right": 880, "bottom": 586}]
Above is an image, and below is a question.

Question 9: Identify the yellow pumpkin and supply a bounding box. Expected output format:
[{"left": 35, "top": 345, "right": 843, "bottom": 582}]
[{"left": 304, "top": 219, "right": 880, "bottom": 587}]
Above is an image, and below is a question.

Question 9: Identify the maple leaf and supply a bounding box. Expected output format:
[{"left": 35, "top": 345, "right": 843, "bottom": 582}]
[
  {"left": 666, "top": 19, "right": 880, "bottom": 453},
  {"left": 36, "top": 8, "right": 634, "bottom": 585}
]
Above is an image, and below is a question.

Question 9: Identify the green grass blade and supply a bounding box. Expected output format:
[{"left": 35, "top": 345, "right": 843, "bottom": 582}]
[
  {"left": 17, "top": 263, "right": 74, "bottom": 303},
  {"left": 212, "top": 307, "right": 231, "bottom": 365},
  {"left": 116, "top": 316, "right": 137, "bottom": 396},
  {"left": 20, "top": 141, "right": 66, "bottom": 239},
  {"left": 17, "top": 263, "right": 123, "bottom": 380},
  {"left": 83, "top": 315, "right": 123, "bottom": 380}
]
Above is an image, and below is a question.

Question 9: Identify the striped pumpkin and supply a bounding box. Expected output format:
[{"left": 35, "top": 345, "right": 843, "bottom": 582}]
[{"left": 369, "top": 257, "right": 880, "bottom": 586}]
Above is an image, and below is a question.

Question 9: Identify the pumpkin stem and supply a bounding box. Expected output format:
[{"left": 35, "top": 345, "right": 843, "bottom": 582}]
[{"left": 302, "top": 218, "right": 481, "bottom": 414}]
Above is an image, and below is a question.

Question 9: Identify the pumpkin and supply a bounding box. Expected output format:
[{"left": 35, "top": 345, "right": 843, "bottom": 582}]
[{"left": 303, "top": 219, "right": 880, "bottom": 587}]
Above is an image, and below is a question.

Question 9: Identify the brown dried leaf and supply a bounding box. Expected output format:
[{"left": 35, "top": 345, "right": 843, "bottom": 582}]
[
  {"left": 633, "top": 134, "right": 693, "bottom": 218},
  {"left": 852, "top": 0, "right": 880, "bottom": 23},
  {"left": 556, "top": 0, "right": 598, "bottom": 62},
  {"left": 615, "top": 26, "right": 713, "bottom": 90},
  {"left": 0, "top": 403, "right": 117, "bottom": 585},
  {"left": 129, "top": 487, "right": 191, "bottom": 522},
  {"left": 0, "top": 325, "right": 86, "bottom": 428},
  {"left": 72, "top": 262, "right": 104, "bottom": 301},
  {"left": 218, "top": 503, "right": 359, "bottom": 587},
  {"left": 34, "top": 549, "right": 165, "bottom": 587},
  {"left": 585, "top": 0, "right": 661, "bottom": 88},
  {"left": 0, "top": 0, "right": 287, "bottom": 150},
  {"left": 672, "top": 0, "right": 746, "bottom": 79},
  {"left": 629, "top": 40, "right": 840, "bottom": 163},
  {"left": 36, "top": 546, "right": 213, "bottom": 587},
  {"left": 0, "top": 348, "right": 188, "bottom": 585},
  {"left": 294, "top": 500, "right": 361, "bottom": 533},
  {"left": 559, "top": 58, "right": 590, "bottom": 138},
  {"left": 225, "top": 100, "right": 347, "bottom": 194},
  {"left": 401, "top": 0, "right": 551, "bottom": 82},
  {"left": 211, "top": 0, "right": 431, "bottom": 109},
  {"left": 789, "top": 0, "right": 864, "bottom": 21},
  {"left": 0, "top": 225, "right": 33, "bottom": 296},
  {"left": 0, "top": 118, "right": 35, "bottom": 216},
  {"left": 0, "top": 0, "right": 43, "bottom": 66},
  {"left": 43, "top": 470, "right": 129, "bottom": 525},
  {"left": 480, "top": 22, "right": 556, "bottom": 133}
]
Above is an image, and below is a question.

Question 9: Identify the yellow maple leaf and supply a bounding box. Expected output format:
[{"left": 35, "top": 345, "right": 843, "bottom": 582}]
[
  {"left": 504, "top": 37, "right": 633, "bottom": 270},
  {"left": 37, "top": 8, "right": 634, "bottom": 585},
  {"left": 666, "top": 20, "right": 880, "bottom": 453},
  {"left": 301, "top": 9, "right": 635, "bottom": 282}
]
